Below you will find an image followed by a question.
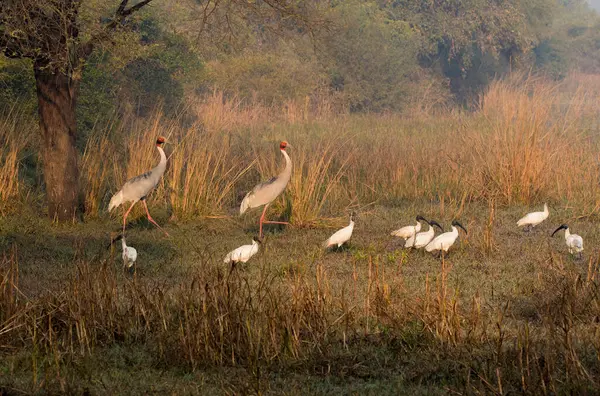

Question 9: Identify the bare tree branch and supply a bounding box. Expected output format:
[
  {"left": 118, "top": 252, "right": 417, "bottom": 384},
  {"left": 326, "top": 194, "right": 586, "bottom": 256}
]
[
  {"left": 79, "top": 0, "right": 154, "bottom": 63},
  {"left": 116, "top": 0, "right": 129, "bottom": 17},
  {"left": 120, "top": 0, "right": 153, "bottom": 18}
]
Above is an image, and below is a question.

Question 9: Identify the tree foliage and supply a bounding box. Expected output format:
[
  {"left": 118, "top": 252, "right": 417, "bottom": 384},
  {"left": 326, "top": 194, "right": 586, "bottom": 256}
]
[{"left": 1, "top": 0, "right": 599, "bottom": 117}]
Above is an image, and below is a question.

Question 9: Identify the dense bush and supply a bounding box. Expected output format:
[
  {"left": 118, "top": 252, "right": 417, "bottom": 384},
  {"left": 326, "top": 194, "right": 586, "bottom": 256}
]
[{"left": 0, "top": 0, "right": 599, "bottom": 123}]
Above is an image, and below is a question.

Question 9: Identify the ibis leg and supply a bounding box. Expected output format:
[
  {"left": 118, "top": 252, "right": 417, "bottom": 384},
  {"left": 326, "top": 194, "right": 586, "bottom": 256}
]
[
  {"left": 122, "top": 201, "right": 136, "bottom": 235},
  {"left": 142, "top": 200, "right": 169, "bottom": 237}
]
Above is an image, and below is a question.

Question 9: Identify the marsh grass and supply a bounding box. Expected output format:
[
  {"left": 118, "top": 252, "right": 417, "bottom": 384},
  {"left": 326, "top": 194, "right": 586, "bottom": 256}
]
[
  {"left": 3, "top": 219, "right": 600, "bottom": 394},
  {"left": 2, "top": 73, "right": 600, "bottom": 392},
  {"left": 0, "top": 108, "right": 35, "bottom": 214},
  {"left": 5, "top": 73, "right": 600, "bottom": 222}
]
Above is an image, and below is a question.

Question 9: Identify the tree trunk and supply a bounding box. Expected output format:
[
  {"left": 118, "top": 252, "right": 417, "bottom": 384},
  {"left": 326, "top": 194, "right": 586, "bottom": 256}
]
[{"left": 34, "top": 62, "right": 80, "bottom": 222}]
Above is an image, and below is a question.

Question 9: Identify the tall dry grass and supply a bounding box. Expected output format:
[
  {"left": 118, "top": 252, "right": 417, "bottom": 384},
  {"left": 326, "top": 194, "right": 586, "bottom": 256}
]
[
  {"left": 5, "top": 73, "right": 600, "bottom": 221},
  {"left": 0, "top": 108, "right": 35, "bottom": 214},
  {"left": 464, "top": 73, "right": 600, "bottom": 206},
  {"left": 3, "top": 245, "right": 600, "bottom": 392}
]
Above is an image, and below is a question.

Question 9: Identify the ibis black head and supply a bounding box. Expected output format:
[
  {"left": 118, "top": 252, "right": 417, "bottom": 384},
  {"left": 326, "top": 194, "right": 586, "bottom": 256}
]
[
  {"left": 551, "top": 224, "right": 568, "bottom": 237},
  {"left": 350, "top": 211, "right": 356, "bottom": 222},
  {"left": 416, "top": 215, "right": 427, "bottom": 223},
  {"left": 429, "top": 220, "right": 443, "bottom": 232},
  {"left": 452, "top": 220, "right": 468, "bottom": 234},
  {"left": 252, "top": 236, "right": 263, "bottom": 244}
]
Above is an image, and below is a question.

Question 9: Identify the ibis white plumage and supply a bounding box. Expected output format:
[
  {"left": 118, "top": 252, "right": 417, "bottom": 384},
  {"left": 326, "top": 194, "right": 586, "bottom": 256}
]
[
  {"left": 517, "top": 203, "right": 549, "bottom": 232},
  {"left": 223, "top": 237, "right": 261, "bottom": 264},
  {"left": 405, "top": 220, "right": 443, "bottom": 249},
  {"left": 425, "top": 220, "right": 467, "bottom": 256},
  {"left": 324, "top": 212, "right": 355, "bottom": 249},
  {"left": 391, "top": 215, "right": 427, "bottom": 240},
  {"left": 551, "top": 224, "right": 583, "bottom": 259},
  {"left": 240, "top": 141, "right": 292, "bottom": 238},
  {"left": 121, "top": 236, "right": 138, "bottom": 273},
  {"left": 109, "top": 136, "right": 169, "bottom": 236}
]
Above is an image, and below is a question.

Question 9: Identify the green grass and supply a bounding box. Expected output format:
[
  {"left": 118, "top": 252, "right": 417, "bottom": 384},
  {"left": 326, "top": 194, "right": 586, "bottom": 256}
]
[{"left": 2, "top": 201, "right": 600, "bottom": 394}]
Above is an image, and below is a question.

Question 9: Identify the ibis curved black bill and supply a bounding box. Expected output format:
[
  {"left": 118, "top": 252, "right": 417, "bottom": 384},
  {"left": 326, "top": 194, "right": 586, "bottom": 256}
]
[
  {"left": 452, "top": 220, "right": 468, "bottom": 234},
  {"left": 429, "top": 220, "right": 443, "bottom": 232},
  {"left": 416, "top": 215, "right": 428, "bottom": 223},
  {"left": 551, "top": 224, "right": 568, "bottom": 237}
]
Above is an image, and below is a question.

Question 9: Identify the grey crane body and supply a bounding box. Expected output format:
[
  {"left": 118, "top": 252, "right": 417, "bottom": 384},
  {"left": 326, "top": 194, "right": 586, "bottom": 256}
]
[
  {"left": 109, "top": 148, "right": 166, "bottom": 208},
  {"left": 108, "top": 137, "right": 169, "bottom": 236},
  {"left": 240, "top": 147, "right": 292, "bottom": 213},
  {"left": 240, "top": 142, "right": 292, "bottom": 238}
]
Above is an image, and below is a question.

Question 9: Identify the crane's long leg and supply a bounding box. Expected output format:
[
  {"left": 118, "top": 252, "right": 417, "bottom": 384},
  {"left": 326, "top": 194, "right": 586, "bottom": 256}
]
[
  {"left": 142, "top": 200, "right": 169, "bottom": 237},
  {"left": 122, "top": 201, "right": 137, "bottom": 235},
  {"left": 259, "top": 204, "right": 290, "bottom": 238},
  {"left": 259, "top": 205, "right": 269, "bottom": 239}
]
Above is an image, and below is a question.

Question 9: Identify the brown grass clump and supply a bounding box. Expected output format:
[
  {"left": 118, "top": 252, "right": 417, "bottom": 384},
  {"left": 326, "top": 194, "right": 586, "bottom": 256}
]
[
  {"left": 3, "top": 242, "right": 600, "bottom": 393},
  {"left": 0, "top": 108, "right": 34, "bottom": 214},
  {"left": 7, "top": 72, "right": 600, "bottom": 220},
  {"left": 463, "top": 73, "right": 596, "bottom": 206}
]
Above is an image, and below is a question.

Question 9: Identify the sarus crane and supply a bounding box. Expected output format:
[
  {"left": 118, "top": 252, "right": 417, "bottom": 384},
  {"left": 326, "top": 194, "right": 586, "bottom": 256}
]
[
  {"left": 108, "top": 136, "right": 169, "bottom": 236},
  {"left": 240, "top": 141, "right": 292, "bottom": 239}
]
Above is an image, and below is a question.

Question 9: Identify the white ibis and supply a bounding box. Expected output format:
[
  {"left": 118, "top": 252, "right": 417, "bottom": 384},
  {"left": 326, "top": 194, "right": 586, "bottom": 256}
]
[
  {"left": 240, "top": 141, "right": 292, "bottom": 238},
  {"left": 551, "top": 224, "right": 584, "bottom": 259},
  {"left": 425, "top": 220, "right": 467, "bottom": 257},
  {"left": 517, "top": 203, "right": 549, "bottom": 232},
  {"left": 108, "top": 136, "right": 169, "bottom": 236},
  {"left": 391, "top": 215, "right": 427, "bottom": 240},
  {"left": 323, "top": 212, "right": 355, "bottom": 249},
  {"left": 405, "top": 220, "right": 443, "bottom": 249},
  {"left": 121, "top": 236, "right": 138, "bottom": 273},
  {"left": 223, "top": 236, "right": 261, "bottom": 264}
]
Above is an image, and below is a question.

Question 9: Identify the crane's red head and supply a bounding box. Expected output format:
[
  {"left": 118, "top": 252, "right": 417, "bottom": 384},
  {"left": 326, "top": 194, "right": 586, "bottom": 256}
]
[
  {"left": 156, "top": 136, "right": 166, "bottom": 147},
  {"left": 280, "top": 141, "right": 289, "bottom": 150}
]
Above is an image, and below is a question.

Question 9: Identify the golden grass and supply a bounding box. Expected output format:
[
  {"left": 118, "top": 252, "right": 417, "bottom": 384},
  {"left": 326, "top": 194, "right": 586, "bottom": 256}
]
[
  {"left": 0, "top": 108, "right": 34, "bottom": 214},
  {"left": 4, "top": 73, "right": 600, "bottom": 222},
  {"left": 3, "top": 72, "right": 600, "bottom": 393},
  {"left": 3, "top": 241, "right": 600, "bottom": 392}
]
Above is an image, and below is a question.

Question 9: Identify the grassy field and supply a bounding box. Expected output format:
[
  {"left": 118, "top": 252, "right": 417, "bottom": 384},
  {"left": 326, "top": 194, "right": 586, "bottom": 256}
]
[
  {"left": 2, "top": 74, "right": 600, "bottom": 394},
  {"left": 2, "top": 202, "right": 600, "bottom": 394}
]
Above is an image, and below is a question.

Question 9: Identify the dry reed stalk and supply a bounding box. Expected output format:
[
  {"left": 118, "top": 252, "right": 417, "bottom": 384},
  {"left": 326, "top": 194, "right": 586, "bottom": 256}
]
[{"left": 0, "top": 109, "right": 34, "bottom": 212}]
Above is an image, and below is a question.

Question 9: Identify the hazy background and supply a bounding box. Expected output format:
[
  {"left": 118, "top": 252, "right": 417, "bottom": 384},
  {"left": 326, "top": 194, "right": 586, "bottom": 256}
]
[{"left": 589, "top": 0, "right": 600, "bottom": 10}]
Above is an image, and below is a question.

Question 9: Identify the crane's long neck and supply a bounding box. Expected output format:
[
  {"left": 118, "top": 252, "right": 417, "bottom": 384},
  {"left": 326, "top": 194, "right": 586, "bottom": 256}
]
[
  {"left": 152, "top": 146, "right": 167, "bottom": 177},
  {"left": 279, "top": 149, "right": 292, "bottom": 183}
]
